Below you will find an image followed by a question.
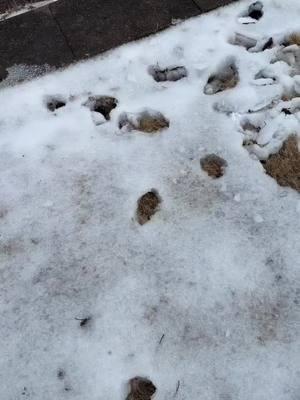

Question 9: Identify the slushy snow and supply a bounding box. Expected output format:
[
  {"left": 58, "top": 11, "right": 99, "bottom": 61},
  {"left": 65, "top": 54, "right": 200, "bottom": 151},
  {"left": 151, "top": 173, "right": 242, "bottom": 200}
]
[{"left": 0, "top": 1, "right": 300, "bottom": 400}]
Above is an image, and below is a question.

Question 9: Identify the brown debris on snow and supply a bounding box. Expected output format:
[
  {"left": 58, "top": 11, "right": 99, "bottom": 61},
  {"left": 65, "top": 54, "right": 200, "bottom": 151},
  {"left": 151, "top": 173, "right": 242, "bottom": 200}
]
[
  {"left": 126, "top": 377, "right": 156, "bottom": 400},
  {"left": 136, "top": 190, "right": 161, "bottom": 225},
  {"left": 263, "top": 135, "right": 300, "bottom": 192},
  {"left": 200, "top": 154, "right": 228, "bottom": 178}
]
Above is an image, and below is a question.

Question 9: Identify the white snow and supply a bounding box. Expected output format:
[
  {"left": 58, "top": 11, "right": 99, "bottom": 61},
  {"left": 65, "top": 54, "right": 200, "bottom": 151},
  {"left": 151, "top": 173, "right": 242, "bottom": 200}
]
[{"left": 0, "top": 1, "right": 300, "bottom": 400}]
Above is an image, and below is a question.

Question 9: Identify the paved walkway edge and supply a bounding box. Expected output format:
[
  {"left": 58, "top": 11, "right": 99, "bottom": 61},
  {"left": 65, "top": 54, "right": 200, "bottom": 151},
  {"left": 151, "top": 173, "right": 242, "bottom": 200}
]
[{"left": 0, "top": 0, "right": 237, "bottom": 77}]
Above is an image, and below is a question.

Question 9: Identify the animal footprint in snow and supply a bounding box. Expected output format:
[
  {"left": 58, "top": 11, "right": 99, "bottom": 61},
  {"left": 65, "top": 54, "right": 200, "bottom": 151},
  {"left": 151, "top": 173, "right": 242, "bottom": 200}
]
[
  {"left": 148, "top": 65, "right": 188, "bottom": 82},
  {"left": 204, "top": 60, "right": 239, "bottom": 95},
  {"left": 84, "top": 96, "right": 118, "bottom": 125},
  {"left": 200, "top": 154, "right": 227, "bottom": 178},
  {"left": 45, "top": 96, "right": 66, "bottom": 112},
  {"left": 119, "top": 109, "right": 169, "bottom": 133},
  {"left": 136, "top": 190, "right": 161, "bottom": 225},
  {"left": 126, "top": 377, "right": 156, "bottom": 400},
  {"left": 239, "top": 1, "right": 264, "bottom": 24}
]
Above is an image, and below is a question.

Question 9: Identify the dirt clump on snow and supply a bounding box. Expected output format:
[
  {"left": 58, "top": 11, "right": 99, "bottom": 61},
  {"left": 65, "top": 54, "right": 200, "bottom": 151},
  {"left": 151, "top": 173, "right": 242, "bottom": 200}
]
[
  {"left": 126, "top": 377, "right": 156, "bottom": 400},
  {"left": 200, "top": 154, "right": 228, "bottom": 178},
  {"left": 136, "top": 190, "right": 161, "bottom": 225},
  {"left": 262, "top": 135, "right": 300, "bottom": 192}
]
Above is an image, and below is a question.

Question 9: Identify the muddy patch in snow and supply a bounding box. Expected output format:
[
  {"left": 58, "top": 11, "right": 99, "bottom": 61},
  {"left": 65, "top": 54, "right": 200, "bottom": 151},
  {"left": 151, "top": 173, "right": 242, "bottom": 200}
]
[
  {"left": 238, "top": 1, "right": 264, "bottom": 24},
  {"left": 200, "top": 154, "right": 228, "bottom": 179},
  {"left": 126, "top": 377, "right": 156, "bottom": 400},
  {"left": 46, "top": 96, "right": 66, "bottom": 112},
  {"left": 136, "top": 190, "right": 161, "bottom": 225}
]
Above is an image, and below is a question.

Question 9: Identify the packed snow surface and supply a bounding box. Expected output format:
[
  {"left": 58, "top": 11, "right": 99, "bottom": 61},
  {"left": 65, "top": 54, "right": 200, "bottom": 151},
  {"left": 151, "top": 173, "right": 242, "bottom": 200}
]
[{"left": 0, "top": 1, "right": 299, "bottom": 399}]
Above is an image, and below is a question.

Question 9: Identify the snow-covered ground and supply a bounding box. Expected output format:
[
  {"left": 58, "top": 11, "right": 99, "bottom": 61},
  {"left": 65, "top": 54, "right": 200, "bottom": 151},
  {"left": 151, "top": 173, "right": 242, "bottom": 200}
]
[{"left": 0, "top": 1, "right": 300, "bottom": 399}]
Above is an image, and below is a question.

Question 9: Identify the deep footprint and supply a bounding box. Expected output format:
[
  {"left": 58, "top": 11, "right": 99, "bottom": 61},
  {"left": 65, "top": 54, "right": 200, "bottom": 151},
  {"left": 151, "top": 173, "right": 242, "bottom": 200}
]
[
  {"left": 84, "top": 96, "right": 118, "bottom": 120},
  {"left": 126, "top": 377, "right": 156, "bottom": 400},
  {"left": 204, "top": 61, "right": 239, "bottom": 95},
  {"left": 200, "top": 154, "right": 227, "bottom": 178},
  {"left": 239, "top": 1, "right": 264, "bottom": 24},
  {"left": 136, "top": 190, "right": 161, "bottom": 225},
  {"left": 46, "top": 97, "right": 66, "bottom": 112},
  {"left": 119, "top": 109, "right": 169, "bottom": 133},
  {"left": 148, "top": 65, "right": 188, "bottom": 82}
]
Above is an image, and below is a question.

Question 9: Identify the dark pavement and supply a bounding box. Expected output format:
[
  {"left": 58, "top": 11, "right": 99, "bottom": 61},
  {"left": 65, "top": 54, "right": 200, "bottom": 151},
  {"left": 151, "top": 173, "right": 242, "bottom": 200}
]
[{"left": 0, "top": 0, "right": 237, "bottom": 78}]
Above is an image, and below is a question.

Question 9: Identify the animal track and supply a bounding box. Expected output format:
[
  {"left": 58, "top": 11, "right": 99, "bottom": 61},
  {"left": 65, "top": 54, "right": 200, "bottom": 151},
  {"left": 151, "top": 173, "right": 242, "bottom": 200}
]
[
  {"left": 119, "top": 109, "right": 169, "bottom": 133},
  {"left": 46, "top": 96, "right": 66, "bottom": 112},
  {"left": 148, "top": 65, "right": 188, "bottom": 82},
  {"left": 84, "top": 96, "right": 118, "bottom": 121},
  {"left": 200, "top": 154, "right": 227, "bottom": 178},
  {"left": 126, "top": 377, "right": 156, "bottom": 400},
  {"left": 204, "top": 60, "right": 239, "bottom": 94},
  {"left": 136, "top": 190, "right": 161, "bottom": 225},
  {"left": 239, "top": 1, "right": 264, "bottom": 24}
]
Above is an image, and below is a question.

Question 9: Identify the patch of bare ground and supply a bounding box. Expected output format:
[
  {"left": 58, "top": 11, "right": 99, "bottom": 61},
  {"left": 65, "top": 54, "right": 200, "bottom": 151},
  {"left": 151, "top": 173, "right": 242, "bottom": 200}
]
[
  {"left": 200, "top": 154, "right": 228, "bottom": 178},
  {"left": 136, "top": 190, "right": 161, "bottom": 225},
  {"left": 262, "top": 135, "right": 300, "bottom": 192},
  {"left": 126, "top": 377, "right": 156, "bottom": 400}
]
